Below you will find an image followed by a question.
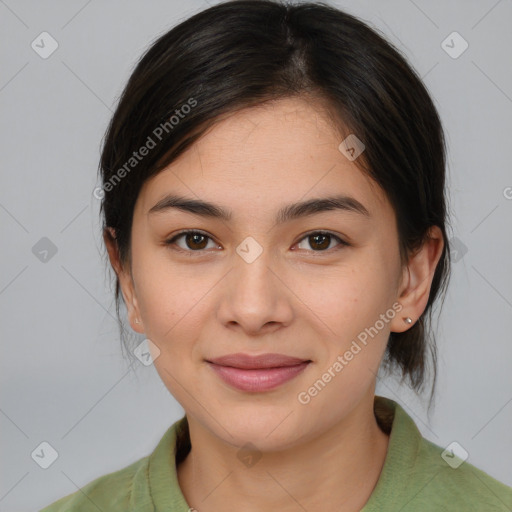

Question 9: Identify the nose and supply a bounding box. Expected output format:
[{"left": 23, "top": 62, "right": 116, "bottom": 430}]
[{"left": 216, "top": 247, "right": 294, "bottom": 336}]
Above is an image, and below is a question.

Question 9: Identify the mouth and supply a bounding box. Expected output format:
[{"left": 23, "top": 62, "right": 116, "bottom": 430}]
[{"left": 205, "top": 353, "right": 312, "bottom": 392}]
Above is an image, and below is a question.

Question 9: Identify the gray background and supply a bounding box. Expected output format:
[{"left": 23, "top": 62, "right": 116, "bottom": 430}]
[{"left": 1, "top": 0, "right": 511, "bottom": 510}]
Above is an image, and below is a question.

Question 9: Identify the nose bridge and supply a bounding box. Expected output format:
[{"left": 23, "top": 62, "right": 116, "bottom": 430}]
[
  {"left": 232, "top": 236, "right": 276, "bottom": 298},
  {"left": 218, "top": 235, "right": 292, "bottom": 331}
]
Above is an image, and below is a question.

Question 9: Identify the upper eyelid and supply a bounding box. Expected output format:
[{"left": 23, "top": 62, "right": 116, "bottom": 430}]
[{"left": 168, "top": 229, "right": 217, "bottom": 243}]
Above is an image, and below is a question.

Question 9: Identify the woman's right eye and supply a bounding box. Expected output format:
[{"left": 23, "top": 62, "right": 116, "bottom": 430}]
[{"left": 165, "top": 230, "right": 220, "bottom": 252}]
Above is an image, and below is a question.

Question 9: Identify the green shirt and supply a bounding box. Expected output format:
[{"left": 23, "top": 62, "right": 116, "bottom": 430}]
[{"left": 40, "top": 395, "right": 512, "bottom": 511}]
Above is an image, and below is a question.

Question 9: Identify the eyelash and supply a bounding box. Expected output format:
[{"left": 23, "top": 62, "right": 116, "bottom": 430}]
[{"left": 164, "top": 229, "right": 350, "bottom": 255}]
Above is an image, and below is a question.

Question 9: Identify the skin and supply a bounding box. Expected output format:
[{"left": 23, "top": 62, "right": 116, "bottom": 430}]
[{"left": 105, "top": 96, "right": 444, "bottom": 511}]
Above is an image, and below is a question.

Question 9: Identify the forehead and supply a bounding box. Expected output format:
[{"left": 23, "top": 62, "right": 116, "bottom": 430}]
[{"left": 135, "top": 97, "right": 390, "bottom": 222}]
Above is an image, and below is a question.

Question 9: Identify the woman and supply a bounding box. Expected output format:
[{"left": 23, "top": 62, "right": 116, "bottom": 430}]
[{"left": 41, "top": 0, "right": 512, "bottom": 510}]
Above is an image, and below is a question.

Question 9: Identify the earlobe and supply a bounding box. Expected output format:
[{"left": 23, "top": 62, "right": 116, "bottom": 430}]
[
  {"left": 121, "top": 284, "right": 145, "bottom": 333},
  {"left": 103, "top": 227, "right": 144, "bottom": 333},
  {"left": 126, "top": 292, "right": 144, "bottom": 333},
  {"left": 121, "top": 277, "right": 144, "bottom": 334},
  {"left": 391, "top": 226, "right": 444, "bottom": 333}
]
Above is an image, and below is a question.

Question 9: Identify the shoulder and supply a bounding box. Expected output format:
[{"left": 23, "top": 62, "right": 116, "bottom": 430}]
[
  {"left": 411, "top": 436, "right": 512, "bottom": 511},
  {"left": 39, "top": 419, "right": 187, "bottom": 512},
  {"left": 39, "top": 455, "right": 150, "bottom": 512},
  {"left": 370, "top": 396, "right": 512, "bottom": 511}
]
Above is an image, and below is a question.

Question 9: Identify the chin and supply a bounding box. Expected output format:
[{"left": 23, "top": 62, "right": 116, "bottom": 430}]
[{"left": 211, "top": 409, "right": 307, "bottom": 452}]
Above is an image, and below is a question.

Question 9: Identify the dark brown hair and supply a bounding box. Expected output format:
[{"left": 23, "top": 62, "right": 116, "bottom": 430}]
[{"left": 98, "top": 0, "right": 452, "bottom": 407}]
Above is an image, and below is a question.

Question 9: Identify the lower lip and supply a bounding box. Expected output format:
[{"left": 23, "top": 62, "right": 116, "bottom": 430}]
[{"left": 207, "top": 361, "right": 310, "bottom": 392}]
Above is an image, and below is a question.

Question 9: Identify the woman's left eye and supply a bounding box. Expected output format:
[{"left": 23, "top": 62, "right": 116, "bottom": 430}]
[
  {"left": 164, "top": 230, "right": 348, "bottom": 253},
  {"left": 295, "top": 231, "right": 348, "bottom": 252}
]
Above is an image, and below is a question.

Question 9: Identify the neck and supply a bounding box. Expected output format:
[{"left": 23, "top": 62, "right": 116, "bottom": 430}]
[{"left": 177, "top": 393, "right": 390, "bottom": 512}]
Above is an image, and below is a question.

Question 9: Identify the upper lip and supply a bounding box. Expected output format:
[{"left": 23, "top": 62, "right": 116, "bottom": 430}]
[{"left": 206, "top": 353, "right": 311, "bottom": 369}]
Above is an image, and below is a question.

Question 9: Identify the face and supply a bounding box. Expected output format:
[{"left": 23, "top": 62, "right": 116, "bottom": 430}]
[{"left": 116, "top": 96, "right": 413, "bottom": 450}]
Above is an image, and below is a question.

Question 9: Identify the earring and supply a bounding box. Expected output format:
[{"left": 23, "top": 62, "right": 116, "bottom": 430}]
[
  {"left": 135, "top": 318, "right": 141, "bottom": 324},
  {"left": 403, "top": 317, "right": 413, "bottom": 324}
]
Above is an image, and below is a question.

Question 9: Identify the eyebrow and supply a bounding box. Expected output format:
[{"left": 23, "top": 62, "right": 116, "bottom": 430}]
[{"left": 147, "top": 193, "right": 371, "bottom": 223}]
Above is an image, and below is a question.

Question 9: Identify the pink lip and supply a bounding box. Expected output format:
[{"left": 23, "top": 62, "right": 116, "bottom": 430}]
[{"left": 206, "top": 353, "right": 311, "bottom": 392}]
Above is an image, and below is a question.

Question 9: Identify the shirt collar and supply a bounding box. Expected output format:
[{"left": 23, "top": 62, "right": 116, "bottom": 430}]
[
  {"left": 361, "top": 395, "right": 422, "bottom": 510},
  {"left": 143, "top": 395, "right": 421, "bottom": 511}
]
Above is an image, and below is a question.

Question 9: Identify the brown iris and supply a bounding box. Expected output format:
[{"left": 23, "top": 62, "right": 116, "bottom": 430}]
[
  {"left": 307, "top": 233, "right": 331, "bottom": 251},
  {"left": 185, "top": 233, "right": 209, "bottom": 250}
]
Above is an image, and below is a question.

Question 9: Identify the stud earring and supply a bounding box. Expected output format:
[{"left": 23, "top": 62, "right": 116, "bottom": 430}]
[
  {"left": 135, "top": 318, "right": 141, "bottom": 324},
  {"left": 403, "top": 317, "right": 412, "bottom": 324}
]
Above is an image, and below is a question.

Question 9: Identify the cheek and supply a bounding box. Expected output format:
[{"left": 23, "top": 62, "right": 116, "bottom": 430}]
[
  {"left": 136, "top": 265, "right": 210, "bottom": 409},
  {"left": 300, "top": 259, "right": 395, "bottom": 335},
  {"left": 133, "top": 251, "right": 217, "bottom": 340},
  {"left": 302, "top": 259, "right": 396, "bottom": 383}
]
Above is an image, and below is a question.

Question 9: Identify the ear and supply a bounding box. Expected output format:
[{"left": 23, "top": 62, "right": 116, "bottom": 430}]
[
  {"left": 103, "top": 227, "right": 145, "bottom": 334},
  {"left": 390, "top": 226, "right": 444, "bottom": 333}
]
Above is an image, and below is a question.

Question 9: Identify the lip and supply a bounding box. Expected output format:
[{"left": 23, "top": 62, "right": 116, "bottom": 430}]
[
  {"left": 206, "top": 353, "right": 311, "bottom": 392},
  {"left": 207, "top": 352, "right": 310, "bottom": 369}
]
